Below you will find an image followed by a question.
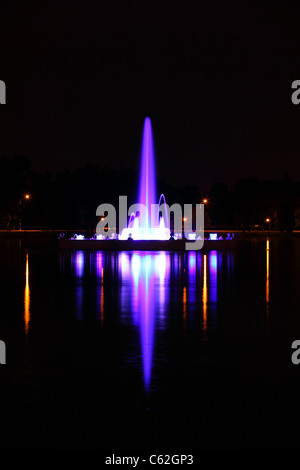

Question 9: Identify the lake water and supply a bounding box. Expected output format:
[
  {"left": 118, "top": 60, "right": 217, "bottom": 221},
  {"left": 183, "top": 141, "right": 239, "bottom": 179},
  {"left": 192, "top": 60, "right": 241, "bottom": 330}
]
[{"left": 1, "top": 236, "right": 300, "bottom": 449}]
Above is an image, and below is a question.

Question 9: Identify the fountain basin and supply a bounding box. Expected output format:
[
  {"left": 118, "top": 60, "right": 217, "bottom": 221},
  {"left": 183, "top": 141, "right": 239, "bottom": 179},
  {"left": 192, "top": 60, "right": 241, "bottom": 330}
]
[{"left": 57, "top": 237, "right": 237, "bottom": 251}]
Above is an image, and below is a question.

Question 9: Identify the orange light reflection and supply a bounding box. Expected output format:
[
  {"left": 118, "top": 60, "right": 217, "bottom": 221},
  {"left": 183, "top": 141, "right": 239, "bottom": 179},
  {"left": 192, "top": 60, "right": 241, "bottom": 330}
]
[
  {"left": 183, "top": 286, "right": 187, "bottom": 328},
  {"left": 24, "top": 252, "right": 30, "bottom": 334}
]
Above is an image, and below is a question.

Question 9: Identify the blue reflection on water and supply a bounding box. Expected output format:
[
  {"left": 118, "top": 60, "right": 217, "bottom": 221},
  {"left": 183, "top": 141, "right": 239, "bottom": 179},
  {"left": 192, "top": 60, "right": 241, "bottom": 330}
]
[
  {"left": 188, "top": 253, "right": 196, "bottom": 272},
  {"left": 209, "top": 251, "right": 218, "bottom": 305},
  {"left": 95, "top": 252, "right": 104, "bottom": 324},
  {"left": 69, "top": 250, "right": 228, "bottom": 391},
  {"left": 119, "top": 252, "right": 170, "bottom": 390},
  {"left": 155, "top": 252, "right": 170, "bottom": 319},
  {"left": 74, "top": 251, "right": 84, "bottom": 320},
  {"left": 75, "top": 251, "right": 84, "bottom": 278},
  {"left": 138, "top": 254, "right": 155, "bottom": 391},
  {"left": 188, "top": 253, "right": 197, "bottom": 308}
]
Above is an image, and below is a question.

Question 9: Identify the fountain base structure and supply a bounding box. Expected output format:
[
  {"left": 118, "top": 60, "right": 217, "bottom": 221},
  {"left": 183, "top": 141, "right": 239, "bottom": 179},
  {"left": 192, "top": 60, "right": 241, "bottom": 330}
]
[{"left": 57, "top": 235, "right": 237, "bottom": 251}]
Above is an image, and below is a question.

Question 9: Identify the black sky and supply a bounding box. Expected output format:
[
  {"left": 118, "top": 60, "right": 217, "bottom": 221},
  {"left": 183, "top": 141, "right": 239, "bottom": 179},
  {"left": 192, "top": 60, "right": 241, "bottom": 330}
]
[{"left": 1, "top": 0, "right": 300, "bottom": 189}]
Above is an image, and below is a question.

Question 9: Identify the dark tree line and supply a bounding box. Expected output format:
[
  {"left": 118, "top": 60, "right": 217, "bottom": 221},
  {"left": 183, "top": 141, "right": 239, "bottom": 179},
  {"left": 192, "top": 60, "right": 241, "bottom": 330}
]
[
  {"left": 0, "top": 155, "right": 299, "bottom": 232},
  {"left": 208, "top": 175, "right": 298, "bottom": 231}
]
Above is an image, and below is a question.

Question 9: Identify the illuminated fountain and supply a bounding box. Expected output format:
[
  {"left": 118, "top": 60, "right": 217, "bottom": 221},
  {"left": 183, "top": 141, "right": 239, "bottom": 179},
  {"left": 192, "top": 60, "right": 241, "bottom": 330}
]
[
  {"left": 59, "top": 117, "right": 236, "bottom": 249},
  {"left": 119, "top": 117, "right": 170, "bottom": 240}
]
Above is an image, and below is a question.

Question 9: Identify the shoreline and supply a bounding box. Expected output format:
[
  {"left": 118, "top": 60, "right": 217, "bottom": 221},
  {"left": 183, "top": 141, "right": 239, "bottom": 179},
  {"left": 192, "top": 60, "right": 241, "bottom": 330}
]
[{"left": 0, "top": 229, "right": 300, "bottom": 250}]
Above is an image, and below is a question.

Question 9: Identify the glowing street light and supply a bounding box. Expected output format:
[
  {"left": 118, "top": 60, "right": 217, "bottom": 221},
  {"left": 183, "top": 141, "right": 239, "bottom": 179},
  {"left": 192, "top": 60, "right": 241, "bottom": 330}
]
[
  {"left": 203, "top": 198, "right": 208, "bottom": 204},
  {"left": 265, "top": 218, "right": 271, "bottom": 232},
  {"left": 19, "top": 194, "right": 31, "bottom": 231}
]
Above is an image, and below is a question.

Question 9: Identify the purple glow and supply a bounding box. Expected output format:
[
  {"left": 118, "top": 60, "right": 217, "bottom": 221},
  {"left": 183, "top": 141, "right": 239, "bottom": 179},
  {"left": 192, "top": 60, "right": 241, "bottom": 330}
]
[
  {"left": 157, "top": 193, "right": 169, "bottom": 229},
  {"left": 67, "top": 250, "right": 222, "bottom": 388},
  {"left": 155, "top": 252, "right": 170, "bottom": 318},
  {"left": 71, "top": 234, "right": 85, "bottom": 240},
  {"left": 138, "top": 118, "right": 157, "bottom": 234},
  {"left": 139, "top": 255, "right": 155, "bottom": 391},
  {"left": 75, "top": 251, "right": 84, "bottom": 278},
  {"left": 118, "top": 252, "right": 171, "bottom": 390},
  {"left": 209, "top": 251, "right": 218, "bottom": 304},
  {"left": 209, "top": 233, "right": 218, "bottom": 241},
  {"left": 121, "top": 252, "right": 156, "bottom": 390},
  {"left": 188, "top": 253, "right": 196, "bottom": 272},
  {"left": 188, "top": 233, "right": 196, "bottom": 241},
  {"left": 120, "top": 118, "right": 170, "bottom": 240},
  {"left": 188, "top": 253, "right": 197, "bottom": 307},
  {"left": 132, "top": 253, "right": 141, "bottom": 286},
  {"left": 209, "top": 252, "right": 217, "bottom": 273},
  {"left": 119, "top": 253, "right": 132, "bottom": 323},
  {"left": 96, "top": 252, "right": 103, "bottom": 277},
  {"left": 72, "top": 252, "right": 85, "bottom": 321}
]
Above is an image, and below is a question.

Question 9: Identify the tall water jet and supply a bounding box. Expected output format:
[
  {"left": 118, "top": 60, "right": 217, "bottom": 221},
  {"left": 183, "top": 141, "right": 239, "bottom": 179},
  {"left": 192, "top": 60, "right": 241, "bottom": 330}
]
[
  {"left": 120, "top": 117, "right": 170, "bottom": 240},
  {"left": 138, "top": 117, "right": 157, "bottom": 236}
]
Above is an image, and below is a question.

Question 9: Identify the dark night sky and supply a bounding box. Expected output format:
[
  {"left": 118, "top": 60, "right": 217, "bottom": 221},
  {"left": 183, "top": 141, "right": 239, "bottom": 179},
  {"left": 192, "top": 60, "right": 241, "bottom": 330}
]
[{"left": 1, "top": 0, "right": 300, "bottom": 190}]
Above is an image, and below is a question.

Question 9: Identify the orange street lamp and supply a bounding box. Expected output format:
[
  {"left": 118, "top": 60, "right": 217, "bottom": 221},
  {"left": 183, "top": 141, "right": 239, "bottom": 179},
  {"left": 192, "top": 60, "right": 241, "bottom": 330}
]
[
  {"left": 265, "top": 218, "right": 271, "bottom": 232},
  {"left": 203, "top": 198, "right": 208, "bottom": 204},
  {"left": 19, "top": 194, "right": 31, "bottom": 231}
]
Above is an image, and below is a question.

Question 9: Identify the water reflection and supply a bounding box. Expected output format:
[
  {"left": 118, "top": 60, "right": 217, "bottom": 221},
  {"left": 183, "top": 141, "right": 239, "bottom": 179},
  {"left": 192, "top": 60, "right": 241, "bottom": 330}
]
[
  {"left": 68, "top": 250, "right": 229, "bottom": 390},
  {"left": 136, "top": 254, "right": 156, "bottom": 391},
  {"left": 188, "top": 252, "right": 196, "bottom": 307},
  {"left": 202, "top": 254, "right": 207, "bottom": 333},
  {"left": 24, "top": 251, "right": 30, "bottom": 334},
  {"left": 96, "top": 252, "right": 104, "bottom": 324},
  {"left": 74, "top": 251, "right": 84, "bottom": 321},
  {"left": 119, "top": 252, "right": 169, "bottom": 390},
  {"left": 75, "top": 251, "right": 84, "bottom": 278},
  {"left": 209, "top": 251, "right": 218, "bottom": 304},
  {"left": 183, "top": 286, "right": 187, "bottom": 329}
]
